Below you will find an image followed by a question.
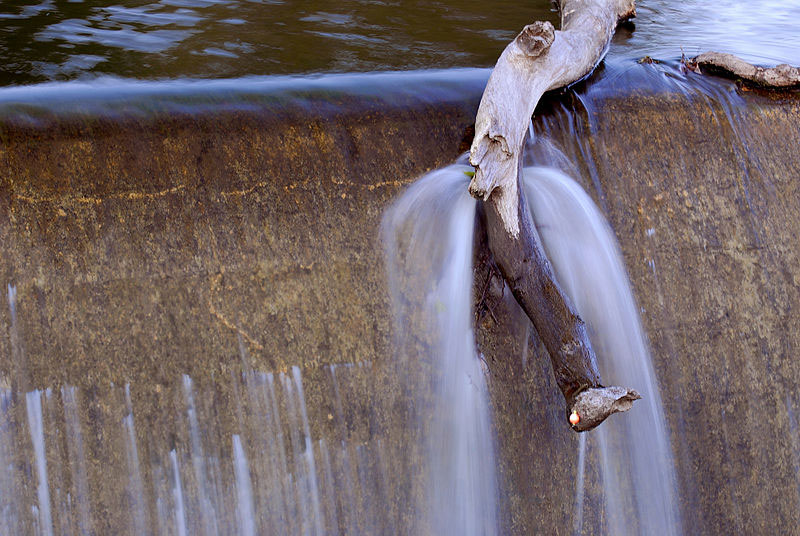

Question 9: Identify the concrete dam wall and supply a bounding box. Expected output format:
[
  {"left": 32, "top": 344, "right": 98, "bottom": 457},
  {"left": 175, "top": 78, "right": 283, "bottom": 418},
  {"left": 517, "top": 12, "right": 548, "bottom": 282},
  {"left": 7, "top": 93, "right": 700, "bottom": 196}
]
[{"left": 0, "top": 69, "right": 799, "bottom": 534}]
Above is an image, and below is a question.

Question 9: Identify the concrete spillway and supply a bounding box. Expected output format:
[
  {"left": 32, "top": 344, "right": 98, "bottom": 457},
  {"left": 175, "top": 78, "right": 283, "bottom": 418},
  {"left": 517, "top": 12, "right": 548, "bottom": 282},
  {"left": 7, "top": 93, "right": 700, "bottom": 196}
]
[{"left": 0, "top": 67, "right": 799, "bottom": 534}]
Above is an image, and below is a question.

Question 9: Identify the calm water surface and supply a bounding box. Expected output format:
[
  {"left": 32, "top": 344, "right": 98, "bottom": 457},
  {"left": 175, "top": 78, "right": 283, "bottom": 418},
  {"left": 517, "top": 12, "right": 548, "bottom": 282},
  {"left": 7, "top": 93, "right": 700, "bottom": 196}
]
[
  {"left": 611, "top": 0, "right": 800, "bottom": 66},
  {"left": 0, "top": 0, "right": 558, "bottom": 85},
  {"left": 0, "top": 0, "right": 797, "bottom": 86}
]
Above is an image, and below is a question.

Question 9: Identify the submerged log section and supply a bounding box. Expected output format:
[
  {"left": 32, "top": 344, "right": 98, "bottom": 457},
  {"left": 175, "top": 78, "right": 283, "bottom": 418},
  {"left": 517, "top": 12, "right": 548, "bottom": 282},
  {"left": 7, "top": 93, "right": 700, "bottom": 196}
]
[
  {"left": 470, "top": 0, "right": 640, "bottom": 431},
  {"left": 693, "top": 52, "right": 800, "bottom": 89}
]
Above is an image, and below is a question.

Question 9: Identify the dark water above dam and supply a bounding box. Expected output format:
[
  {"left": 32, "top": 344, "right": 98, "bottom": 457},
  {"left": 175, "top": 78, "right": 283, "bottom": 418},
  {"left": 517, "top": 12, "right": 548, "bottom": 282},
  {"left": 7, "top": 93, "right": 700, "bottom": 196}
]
[
  {"left": 1, "top": 0, "right": 798, "bottom": 86},
  {"left": 0, "top": 0, "right": 558, "bottom": 85}
]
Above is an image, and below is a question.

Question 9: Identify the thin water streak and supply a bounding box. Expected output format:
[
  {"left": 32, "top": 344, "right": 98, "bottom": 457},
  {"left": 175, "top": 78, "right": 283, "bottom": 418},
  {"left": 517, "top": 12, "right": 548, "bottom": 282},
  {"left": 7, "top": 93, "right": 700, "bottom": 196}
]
[
  {"left": 26, "top": 389, "right": 53, "bottom": 536},
  {"left": 170, "top": 449, "right": 188, "bottom": 536},
  {"left": 573, "top": 433, "right": 587, "bottom": 536},
  {"left": 266, "top": 373, "right": 296, "bottom": 533},
  {"left": 232, "top": 435, "right": 255, "bottom": 536},
  {"left": 62, "top": 386, "right": 92, "bottom": 535},
  {"left": 292, "top": 367, "right": 324, "bottom": 536},
  {"left": 123, "top": 384, "right": 148, "bottom": 534},
  {"left": 182, "top": 375, "right": 219, "bottom": 534}
]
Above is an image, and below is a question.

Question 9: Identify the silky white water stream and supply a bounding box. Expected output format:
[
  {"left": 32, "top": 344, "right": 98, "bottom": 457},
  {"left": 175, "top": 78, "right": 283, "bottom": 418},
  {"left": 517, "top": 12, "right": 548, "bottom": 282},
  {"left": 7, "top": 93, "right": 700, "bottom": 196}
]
[
  {"left": 381, "top": 154, "right": 682, "bottom": 535},
  {"left": 382, "top": 159, "right": 498, "bottom": 535},
  {"left": 523, "top": 166, "right": 682, "bottom": 535}
]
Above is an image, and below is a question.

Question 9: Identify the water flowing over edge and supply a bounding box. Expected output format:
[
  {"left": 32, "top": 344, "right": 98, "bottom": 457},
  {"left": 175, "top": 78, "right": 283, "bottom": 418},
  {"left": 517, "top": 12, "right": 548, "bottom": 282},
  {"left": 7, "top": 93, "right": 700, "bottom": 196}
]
[
  {"left": 522, "top": 164, "right": 682, "bottom": 535},
  {"left": 0, "top": 65, "right": 792, "bottom": 533},
  {"left": 381, "top": 160, "right": 499, "bottom": 536},
  {"left": 0, "top": 361, "right": 391, "bottom": 534},
  {"left": 380, "top": 151, "right": 683, "bottom": 535}
]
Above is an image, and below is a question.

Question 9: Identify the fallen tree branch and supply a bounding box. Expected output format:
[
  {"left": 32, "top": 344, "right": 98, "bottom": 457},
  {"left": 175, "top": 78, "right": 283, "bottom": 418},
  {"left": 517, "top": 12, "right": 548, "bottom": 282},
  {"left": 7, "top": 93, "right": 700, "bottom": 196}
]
[
  {"left": 469, "top": 0, "right": 635, "bottom": 236},
  {"left": 692, "top": 52, "right": 800, "bottom": 89},
  {"left": 470, "top": 0, "right": 640, "bottom": 431}
]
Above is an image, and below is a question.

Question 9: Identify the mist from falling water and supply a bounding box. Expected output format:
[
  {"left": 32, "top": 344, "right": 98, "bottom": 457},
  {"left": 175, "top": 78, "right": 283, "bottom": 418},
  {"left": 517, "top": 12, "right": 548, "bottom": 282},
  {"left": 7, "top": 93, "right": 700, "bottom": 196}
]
[
  {"left": 382, "top": 159, "right": 498, "bottom": 535},
  {"left": 522, "top": 165, "right": 682, "bottom": 535}
]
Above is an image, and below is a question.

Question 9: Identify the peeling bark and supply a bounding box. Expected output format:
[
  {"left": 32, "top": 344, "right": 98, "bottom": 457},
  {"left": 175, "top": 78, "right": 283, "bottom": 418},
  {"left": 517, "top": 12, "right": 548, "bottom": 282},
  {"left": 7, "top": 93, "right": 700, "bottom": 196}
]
[
  {"left": 693, "top": 52, "right": 800, "bottom": 89},
  {"left": 470, "top": 0, "right": 639, "bottom": 431}
]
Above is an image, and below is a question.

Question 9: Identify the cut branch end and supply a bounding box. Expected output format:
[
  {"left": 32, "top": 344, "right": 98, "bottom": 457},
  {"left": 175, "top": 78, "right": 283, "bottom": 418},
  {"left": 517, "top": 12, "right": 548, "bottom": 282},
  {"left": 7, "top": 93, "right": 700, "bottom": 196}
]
[
  {"left": 570, "top": 386, "right": 642, "bottom": 432},
  {"left": 515, "top": 21, "right": 555, "bottom": 57}
]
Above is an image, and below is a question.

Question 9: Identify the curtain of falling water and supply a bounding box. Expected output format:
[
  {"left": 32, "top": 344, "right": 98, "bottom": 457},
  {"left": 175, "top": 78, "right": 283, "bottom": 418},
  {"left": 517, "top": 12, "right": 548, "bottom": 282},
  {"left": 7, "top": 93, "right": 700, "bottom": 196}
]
[
  {"left": 0, "top": 160, "right": 682, "bottom": 536},
  {"left": 381, "top": 159, "right": 499, "bottom": 536},
  {"left": 0, "top": 353, "right": 386, "bottom": 533},
  {"left": 233, "top": 435, "right": 256, "bottom": 536},
  {"left": 522, "top": 165, "right": 682, "bottom": 535},
  {"left": 123, "top": 384, "right": 149, "bottom": 534}
]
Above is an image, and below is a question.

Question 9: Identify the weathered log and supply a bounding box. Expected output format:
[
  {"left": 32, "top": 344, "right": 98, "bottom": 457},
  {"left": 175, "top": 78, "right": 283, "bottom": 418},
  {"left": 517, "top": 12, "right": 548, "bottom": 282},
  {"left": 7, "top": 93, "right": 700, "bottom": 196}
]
[
  {"left": 470, "top": 0, "right": 640, "bottom": 431},
  {"left": 693, "top": 52, "right": 800, "bottom": 89},
  {"left": 469, "top": 0, "right": 635, "bottom": 236},
  {"left": 484, "top": 163, "right": 640, "bottom": 432}
]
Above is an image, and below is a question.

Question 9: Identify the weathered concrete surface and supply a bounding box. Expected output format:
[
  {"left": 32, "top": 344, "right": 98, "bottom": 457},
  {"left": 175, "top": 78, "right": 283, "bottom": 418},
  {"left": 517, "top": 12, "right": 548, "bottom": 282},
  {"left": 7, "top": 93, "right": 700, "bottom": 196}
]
[
  {"left": 0, "top": 98, "right": 477, "bottom": 389},
  {"left": 0, "top": 72, "right": 799, "bottom": 535},
  {"left": 0, "top": 84, "right": 482, "bottom": 534},
  {"left": 480, "top": 88, "right": 800, "bottom": 535}
]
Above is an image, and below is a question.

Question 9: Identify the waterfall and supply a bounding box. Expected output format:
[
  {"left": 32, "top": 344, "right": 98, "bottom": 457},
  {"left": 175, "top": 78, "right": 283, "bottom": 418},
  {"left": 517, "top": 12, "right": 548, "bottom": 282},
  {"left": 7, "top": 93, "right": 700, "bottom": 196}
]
[
  {"left": 122, "top": 384, "right": 148, "bottom": 534},
  {"left": 61, "top": 386, "right": 92, "bottom": 534},
  {"left": 379, "top": 154, "right": 681, "bottom": 535},
  {"left": 170, "top": 449, "right": 188, "bottom": 536},
  {"left": 382, "top": 159, "right": 499, "bottom": 535},
  {"left": 0, "top": 163, "right": 682, "bottom": 536},
  {"left": 573, "top": 433, "right": 587, "bottom": 536},
  {"left": 523, "top": 166, "right": 682, "bottom": 535},
  {"left": 0, "top": 362, "right": 398, "bottom": 534}
]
